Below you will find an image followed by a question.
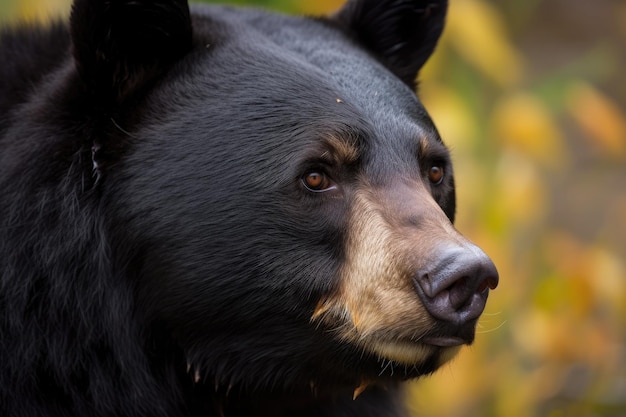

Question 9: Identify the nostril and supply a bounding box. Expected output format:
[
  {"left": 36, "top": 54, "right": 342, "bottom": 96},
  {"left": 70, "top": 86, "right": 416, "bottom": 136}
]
[
  {"left": 487, "top": 276, "right": 499, "bottom": 291},
  {"left": 477, "top": 278, "right": 489, "bottom": 294},
  {"left": 477, "top": 275, "right": 498, "bottom": 294},
  {"left": 448, "top": 276, "right": 471, "bottom": 310}
]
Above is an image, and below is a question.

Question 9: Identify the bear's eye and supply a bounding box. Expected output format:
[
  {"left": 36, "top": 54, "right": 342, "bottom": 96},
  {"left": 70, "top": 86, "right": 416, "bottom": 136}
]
[
  {"left": 428, "top": 165, "right": 444, "bottom": 185},
  {"left": 302, "top": 171, "right": 334, "bottom": 192}
]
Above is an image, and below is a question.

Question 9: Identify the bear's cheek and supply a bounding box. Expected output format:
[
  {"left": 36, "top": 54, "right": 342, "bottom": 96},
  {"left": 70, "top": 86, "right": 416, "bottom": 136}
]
[{"left": 311, "top": 186, "right": 460, "bottom": 366}]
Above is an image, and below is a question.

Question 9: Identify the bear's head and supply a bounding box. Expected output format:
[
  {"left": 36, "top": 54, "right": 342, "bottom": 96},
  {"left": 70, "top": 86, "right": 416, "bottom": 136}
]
[{"left": 67, "top": 0, "right": 498, "bottom": 403}]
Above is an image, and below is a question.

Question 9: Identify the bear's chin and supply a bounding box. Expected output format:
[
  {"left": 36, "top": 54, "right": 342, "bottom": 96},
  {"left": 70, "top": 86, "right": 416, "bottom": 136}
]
[{"left": 366, "top": 338, "right": 462, "bottom": 368}]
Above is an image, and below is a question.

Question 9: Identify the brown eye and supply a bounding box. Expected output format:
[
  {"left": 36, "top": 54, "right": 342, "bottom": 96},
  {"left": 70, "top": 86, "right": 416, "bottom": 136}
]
[
  {"left": 302, "top": 171, "right": 333, "bottom": 192},
  {"left": 428, "top": 165, "right": 444, "bottom": 185}
]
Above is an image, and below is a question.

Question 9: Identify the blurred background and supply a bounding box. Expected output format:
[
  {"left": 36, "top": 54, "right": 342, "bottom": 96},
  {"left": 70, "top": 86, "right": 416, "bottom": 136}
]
[{"left": 2, "top": 0, "right": 624, "bottom": 415}]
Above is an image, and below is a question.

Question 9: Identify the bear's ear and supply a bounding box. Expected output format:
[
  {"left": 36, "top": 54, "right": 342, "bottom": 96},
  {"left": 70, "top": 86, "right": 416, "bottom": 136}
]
[
  {"left": 70, "top": 0, "right": 192, "bottom": 105},
  {"left": 333, "top": 0, "right": 447, "bottom": 89}
]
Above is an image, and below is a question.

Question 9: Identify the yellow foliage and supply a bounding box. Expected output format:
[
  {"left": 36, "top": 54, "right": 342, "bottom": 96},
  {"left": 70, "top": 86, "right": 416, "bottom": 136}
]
[
  {"left": 545, "top": 232, "right": 626, "bottom": 316},
  {"left": 298, "top": 0, "right": 343, "bottom": 14},
  {"left": 493, "top": 151, "right": 548, "bottom": 227},
  {"left": 419, "top": 83, "right": 479, "bottom": 151},
  {"left": 446, "top": 0, "right": 523, "bottom": 87},
  {"left": 511, "top": 309, "right": 550, "bottom": 357},
  {"left": 16, "top": 0, "right": 70, "bottom": 21},
  {"left": 588, "top": 246, "right": 626, "bottom": 315},
  {"left": 566, "top": 81, "right": 626, "bottom": 157},
  {"left": 409, "top": 345, "right": 509, "bottom": 416},
  {"left": 512, "top": 309, "right": 589, "bottom": 361},
  {"left": 589, "top": 246, "right": 626, "bottom": 297},
  {"left": 491, "top": 353, "right": 535, "bottom": 417},
  {"left": 450, "top": 162, "right": 486, "bottom": 230},
  {"left": 490, "top": 92, "right": 568, "bottom": 170}
]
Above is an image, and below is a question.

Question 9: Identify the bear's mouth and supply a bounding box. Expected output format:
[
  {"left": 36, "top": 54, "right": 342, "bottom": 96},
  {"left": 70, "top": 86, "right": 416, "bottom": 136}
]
[
  {"left": 420, "top": 336, "right": 466, "bottom": 347},
  {"left": 364, "top": 334, "right": 464, "bottom": 367},
  {"left": 311, "top": 297, "right": 478, "bottom": 367}
]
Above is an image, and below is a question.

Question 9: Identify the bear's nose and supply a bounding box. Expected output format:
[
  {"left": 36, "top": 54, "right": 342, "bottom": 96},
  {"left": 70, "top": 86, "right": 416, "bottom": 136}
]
[{"left": 413, "top": 245, "right": 499, "bottom": 325}]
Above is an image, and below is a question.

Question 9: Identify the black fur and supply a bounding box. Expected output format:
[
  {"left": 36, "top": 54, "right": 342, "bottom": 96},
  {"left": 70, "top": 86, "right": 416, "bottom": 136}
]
[
  {"left": 335, "top": 0, "right": 448, "bottom": 88},
  {"left": 70, "top": 0, "right": 193, "bottom": 104},
  {"left": 1, "top": 1, "right": 457, "bottom": 416}
]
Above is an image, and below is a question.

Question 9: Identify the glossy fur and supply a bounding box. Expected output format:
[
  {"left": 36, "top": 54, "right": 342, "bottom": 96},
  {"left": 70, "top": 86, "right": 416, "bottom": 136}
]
[{"left": 0, "top": 1, "right": 498, "bottom": 416}]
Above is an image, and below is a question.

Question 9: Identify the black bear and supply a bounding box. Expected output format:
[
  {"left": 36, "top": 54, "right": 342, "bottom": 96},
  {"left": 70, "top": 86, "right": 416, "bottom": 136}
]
[{"left": 0, "top": 0, "right": 499, "bottom": 416}]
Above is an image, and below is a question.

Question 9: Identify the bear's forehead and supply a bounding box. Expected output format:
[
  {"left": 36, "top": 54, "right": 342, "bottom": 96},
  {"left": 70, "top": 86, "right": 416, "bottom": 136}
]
[{"left": 186, "top": 5, "right": 434, "bottom": 140}]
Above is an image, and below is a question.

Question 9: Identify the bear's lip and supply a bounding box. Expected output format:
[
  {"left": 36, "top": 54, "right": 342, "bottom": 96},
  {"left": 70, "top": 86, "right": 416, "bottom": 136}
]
[
  {"left": 420, "top": 320, "right": 477, "bottom": 347},
  {"left": 421, "top": 336, "right": 466, "bottom": 347},
  {"left": 365, "top": 335, "right": 468, "bottom": 365}
]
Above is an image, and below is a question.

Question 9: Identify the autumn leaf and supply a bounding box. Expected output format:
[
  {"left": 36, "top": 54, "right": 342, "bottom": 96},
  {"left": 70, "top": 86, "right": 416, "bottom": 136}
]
[
  {"left": 446, "top": 0, "right": 524, "bottom": 87},
  {"left": 566, "top": 81, "right": 626, "bottom": 157},
  {"left": 489, "top": 92, "right": 568, "bottom": 170}
]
